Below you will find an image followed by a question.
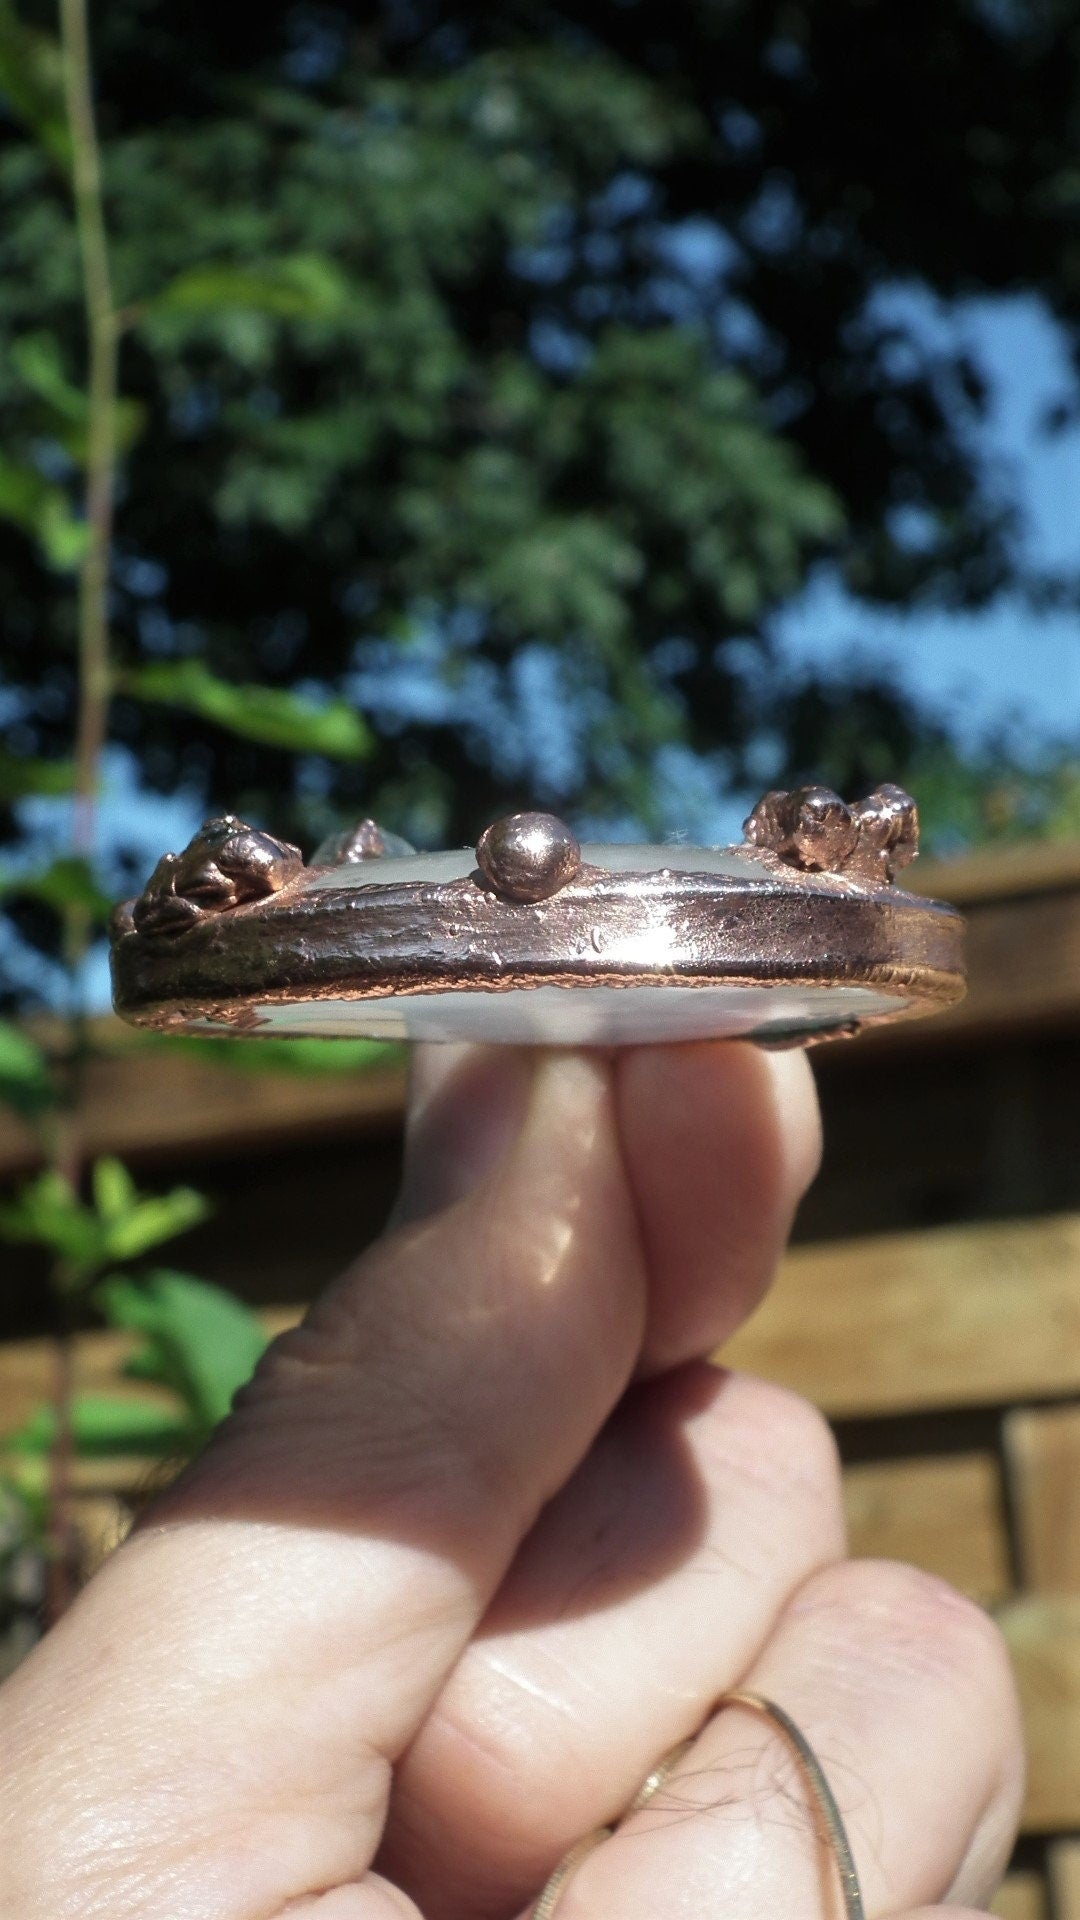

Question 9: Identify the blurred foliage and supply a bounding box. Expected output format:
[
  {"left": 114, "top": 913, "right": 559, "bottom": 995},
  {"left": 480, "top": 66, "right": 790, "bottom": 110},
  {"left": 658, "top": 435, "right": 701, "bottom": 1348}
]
[
  {"left": 152, "top": 1032, "right": 408, "bottom": 1075},
  {"left": 0, "top": 1154, "right": 210, "bottom": 1286},
  {"left": 99, "top": 1268, "right": 269, "bottom": 1432},
  {"left": 118, "top": 658, "right": 374, "bottom": 758},
  {"left": 1, "top": 1149, "right": 270, "bottom": 1508},
  {"left": 0, "top": 1016, "right": 53, "bottom": 1117},
  {"left": 0, "top": 0, "right": 1076, "bottom": 961}
]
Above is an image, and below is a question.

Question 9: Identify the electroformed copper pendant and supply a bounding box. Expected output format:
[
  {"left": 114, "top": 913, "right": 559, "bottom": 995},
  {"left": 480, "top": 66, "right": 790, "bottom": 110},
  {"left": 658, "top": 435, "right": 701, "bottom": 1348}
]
[{"left": 109, "top": 783, "right": 965, "bottom": 1049}]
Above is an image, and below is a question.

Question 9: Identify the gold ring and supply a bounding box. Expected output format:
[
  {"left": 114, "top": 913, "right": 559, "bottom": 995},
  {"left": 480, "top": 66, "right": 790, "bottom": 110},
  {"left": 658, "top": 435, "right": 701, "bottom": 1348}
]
[{"left": 531, "top": 1689, "right": 864, "bottom": 1919}]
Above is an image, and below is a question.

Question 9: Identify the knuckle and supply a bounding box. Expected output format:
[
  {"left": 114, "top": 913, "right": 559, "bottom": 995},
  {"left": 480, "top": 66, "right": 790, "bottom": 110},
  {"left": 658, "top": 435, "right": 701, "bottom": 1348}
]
[
  {"left": 760, "top": 1383, "right": 842, "bottom": 1493},
  {"left": 417, "top": 1682, "right": 592, "bottom": 1848},
  {"left": 797, "top": 1558, "right": 1018, "bottom": 1704},
  {"left": 211, "top": 1308, "right": 510, "bottom": 1519},
  {"left": 783, "top": 1559, "right": 1027, "bottom": 1828},
  {"left": 713, "top": 1374, "right": 844, "bottom": 1514},
  {"left": 690, "top": 1373, "right": 848, "bottom": 1573}
]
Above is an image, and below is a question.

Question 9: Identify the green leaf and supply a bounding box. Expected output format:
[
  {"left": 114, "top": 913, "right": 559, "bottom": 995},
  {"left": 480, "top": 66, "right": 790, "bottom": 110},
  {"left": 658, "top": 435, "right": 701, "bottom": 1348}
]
[
  {"left": 0, "top": 855, "right": 113, "bottom": 920},
  {"left": 0, "top": 751, "right": 75, "bottom": 801},
  {"left": 87, "top": 1163, "right": 210, "bottom": 1269},
  {"left": 98, "top": 1271, "right": 269, "bottom": 1431},
  {"left": 0, "top": 450, "right": 55, "bottom": 530},
  {"left": 10, "top": 331, "right": 146, "bottom": 459},
  {"left": 91, "top": 1156, "right": 138, "bottom": 1224},
  {"left": 154, "top": 1034, "right": 408, "bottom": 1076},
  {"left": 5, "top": 1395, "right": 191, "bottom": 1459},
  {"left": 0, "top": 1171, "right": 101, "bottom": 1272},
  {"left": 0, "top": 0, "right": 70, "bottom": 167},
  {"left": 0, "top": 1020, "right": 55, "bottom": 1120},
  {"left": 11, "top": 330, "right": 86, "bottom": 421},
  {"left": 98, "top": 1183, "right": 211, "bottom": 1263},
  {"left": 0, "top": 1162, "right": 211, "bottom": 1286},
  {"left": 35, "top": 490, "right": 91, "bottom": 568},
  {"left": 0, "top": 1467, "right": 48, "bottom": 1537},
  {"left": 120, "top": 659, "right": 372, "bottom": 758},
  {"left": 148, "top": 254, "right": 348, "bottom": 323},
  {"left": 0, "top": 450, "right": 88, "bottom": 569}
]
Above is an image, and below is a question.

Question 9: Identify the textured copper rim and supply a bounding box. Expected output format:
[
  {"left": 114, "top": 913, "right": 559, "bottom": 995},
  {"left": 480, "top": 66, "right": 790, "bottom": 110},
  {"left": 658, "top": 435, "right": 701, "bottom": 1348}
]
[
  {"left": 111, "top": 860, "right": 964, "bottom": 1023},
  {"left": 109, "top": 787, "right": 966, "bottom": 1044}
]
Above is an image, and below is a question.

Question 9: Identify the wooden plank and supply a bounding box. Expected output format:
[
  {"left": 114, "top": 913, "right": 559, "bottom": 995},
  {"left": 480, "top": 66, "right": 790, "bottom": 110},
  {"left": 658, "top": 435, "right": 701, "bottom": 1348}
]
[
  {"left": 999, "top": 1596, "right": 1080, "bottom": 1832},
  {"left": 724, "top": 1214, "right": 1080, "bottom": 1417},
  {"left": 913, "top": 837, "right": 1080, "bottom": 907},
  {"left": 843, "top": 1454, "right": 1010, "bottom": 1603},
  {"left": 5, "top": 1454, "right": 171, "bottom": 1497},
  {"left": 932, "top": 890, "right": 1080, "bottom": 1040},
  {"left": 1003, "top": 1403, "right": 1080, "bottom": 1592},
  {"left": 803, "top": 1040, "right": 1067, "bottom": 1239},
  {"left": 4, "top": 1214, "right": 1080, "bottom": 1428},
  {"left": 913, "top": 839, "right": 1080, "bottom": 906},
  {"left": 0, "top": 1330, "right": 178, "bottom": 1434},
  {"left": 992, "top": 1871, "right": 1048, "bottom": 1920},
  {"left": 1049, "top": 1840, "right": 1080, "bottom": 1920}
]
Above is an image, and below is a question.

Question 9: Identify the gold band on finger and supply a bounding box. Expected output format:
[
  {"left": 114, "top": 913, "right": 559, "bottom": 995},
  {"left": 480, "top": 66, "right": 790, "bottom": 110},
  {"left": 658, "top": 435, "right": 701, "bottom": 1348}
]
[
  {"left": 724, "top": 1691, "right": 865, "bottom": 1919},
  {"left": 531, "top": 1828, "right": 612, "bottom": 1920},
  {"left": 531, "top": 1689, "right": 865, "bottom": 1919}
]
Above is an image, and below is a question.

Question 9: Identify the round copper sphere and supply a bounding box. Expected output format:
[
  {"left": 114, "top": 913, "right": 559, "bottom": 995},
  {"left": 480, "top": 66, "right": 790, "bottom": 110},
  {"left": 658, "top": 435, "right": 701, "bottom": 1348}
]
[{"left": 476, "top": 811, "right": 582, "bottom": 902}]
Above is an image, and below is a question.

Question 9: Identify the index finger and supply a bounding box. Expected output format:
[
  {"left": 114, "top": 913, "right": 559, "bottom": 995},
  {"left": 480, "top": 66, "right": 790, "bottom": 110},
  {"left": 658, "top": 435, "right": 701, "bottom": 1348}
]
[{"left": 1, "top": 1040, "right": 818, "bottom": 1920}]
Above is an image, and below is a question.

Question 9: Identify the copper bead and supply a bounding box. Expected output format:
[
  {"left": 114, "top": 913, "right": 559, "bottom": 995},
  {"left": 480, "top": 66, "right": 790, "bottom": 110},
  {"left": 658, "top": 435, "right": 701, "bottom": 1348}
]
[
  {"left": 310, "top": 818, "right": 416, "bottom": 866},
  {"left": 743, "top": 783, "right": 919, "bottom": 884},
  {"left": 851, "top": 783, "right": 919, "bottom": 876},
  {"left": 476, "top": 811, "right": 582, "bottom": 902},
  {"left": 745, "top": 786, "right": 858, "bottom": 871},
  {"left": 131, "top": 815, "right": 303, "bottom": 938}
]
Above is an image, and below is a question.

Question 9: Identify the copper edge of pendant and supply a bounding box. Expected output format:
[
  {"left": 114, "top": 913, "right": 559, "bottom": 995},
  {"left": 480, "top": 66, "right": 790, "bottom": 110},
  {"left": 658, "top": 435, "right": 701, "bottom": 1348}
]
[{"left": 108, "top": 786, "right": 965, "bottom": 1039}]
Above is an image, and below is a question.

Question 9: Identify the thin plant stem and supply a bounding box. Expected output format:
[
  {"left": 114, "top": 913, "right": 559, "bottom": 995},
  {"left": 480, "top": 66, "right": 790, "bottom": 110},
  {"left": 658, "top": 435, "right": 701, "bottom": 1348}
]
[
  {"left": 43, "top": 0, "right": 120, "bottom": 1624},
  {"left": 61, "top": 0, "right": 117, "bottom": 874}
]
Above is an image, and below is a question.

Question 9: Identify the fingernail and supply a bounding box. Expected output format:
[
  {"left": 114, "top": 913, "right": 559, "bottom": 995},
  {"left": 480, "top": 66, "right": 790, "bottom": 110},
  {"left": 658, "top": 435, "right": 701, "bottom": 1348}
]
[{"left": 391, "top": 1044, "right": 537, "bottom": 1225}]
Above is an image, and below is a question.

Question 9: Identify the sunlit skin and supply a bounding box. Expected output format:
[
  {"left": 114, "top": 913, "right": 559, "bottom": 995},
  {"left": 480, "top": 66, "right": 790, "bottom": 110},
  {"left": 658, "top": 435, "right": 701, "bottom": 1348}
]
[{"left": 0, "top": 1041, "right": 1024, "bottom": 1919}]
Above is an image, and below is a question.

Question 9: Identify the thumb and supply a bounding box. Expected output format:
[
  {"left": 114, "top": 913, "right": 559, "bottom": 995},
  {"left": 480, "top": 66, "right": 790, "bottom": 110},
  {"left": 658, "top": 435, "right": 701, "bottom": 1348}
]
[
  {"left": 390, "top": 1042, "right": 539, "bottom": 1226},
  {"left": 1, "top": 1047, "right": 647, "bottom": 1920}
]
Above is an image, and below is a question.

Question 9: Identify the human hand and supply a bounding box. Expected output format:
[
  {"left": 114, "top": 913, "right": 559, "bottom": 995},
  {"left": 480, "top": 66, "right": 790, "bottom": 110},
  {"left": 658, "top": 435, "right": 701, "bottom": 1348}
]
[{"left": 0, "top": 1042, "right": 1024, "bottom": 1918}]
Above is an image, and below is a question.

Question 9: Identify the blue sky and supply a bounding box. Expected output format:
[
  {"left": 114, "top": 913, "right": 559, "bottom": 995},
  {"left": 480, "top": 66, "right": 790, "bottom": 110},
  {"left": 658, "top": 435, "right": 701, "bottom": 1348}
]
[{"left": 772, "top": 291, "right": 1080, "bottom": 752}]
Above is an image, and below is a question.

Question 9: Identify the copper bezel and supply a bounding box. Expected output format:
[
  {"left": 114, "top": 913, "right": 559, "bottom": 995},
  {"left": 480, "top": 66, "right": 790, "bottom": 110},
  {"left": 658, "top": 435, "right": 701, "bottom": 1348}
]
[{"left": 109, "top": 792, "right": 966, "bottom": 1048}]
